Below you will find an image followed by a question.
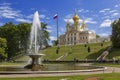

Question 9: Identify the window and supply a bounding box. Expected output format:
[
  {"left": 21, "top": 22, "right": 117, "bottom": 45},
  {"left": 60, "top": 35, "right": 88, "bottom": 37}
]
[
  {"left": 74, "top": 37, "right": 76, "bottom": 41},
  {"left": 80, "top": 37, "right": 82, "bottom": 40},
  {"left": 74, "top": 33, "right": 76, "bottom": 36}
]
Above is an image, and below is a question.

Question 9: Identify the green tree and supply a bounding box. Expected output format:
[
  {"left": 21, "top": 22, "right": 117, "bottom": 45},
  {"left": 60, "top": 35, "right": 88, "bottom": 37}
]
[
  {"left": 96, "top": 35, "right": 100, "bottom": 38},
  {"left": 111, "top": 18, "right": 120, "bottom": 48},
  {"left": 0, "top": 22, "right": 50, "bottom": 60},
  {"left": 0, "top": 22, "right": 19, "bottom": 60},
  {"left": 52, "top": 40, "right": 58, "bottom": 46},
  {"left": 17, "top": 23, "right": 31, "bottom": 54},
  {"left": 0, "top": 37, "right": 7, "bottom": 61},
  {"left": 41, "top": 23, "right": 50, "bottom": 47}
]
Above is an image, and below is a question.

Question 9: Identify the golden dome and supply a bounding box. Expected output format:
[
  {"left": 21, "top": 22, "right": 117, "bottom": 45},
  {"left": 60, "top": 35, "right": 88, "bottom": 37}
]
[
  {"left": 72, "top": 14, "right": 80, "bottom": 21},
  {"left": 72, "top": 9, "right": 80, "bottom": 25},
  {"left": 81, "top": 20, "right": 86, "bottom": 31}
]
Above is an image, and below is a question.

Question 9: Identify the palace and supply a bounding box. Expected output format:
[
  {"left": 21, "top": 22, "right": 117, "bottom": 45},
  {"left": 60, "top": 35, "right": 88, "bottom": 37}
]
[{"left": 59, "top": 11, "right": 96, "bottom": 45}]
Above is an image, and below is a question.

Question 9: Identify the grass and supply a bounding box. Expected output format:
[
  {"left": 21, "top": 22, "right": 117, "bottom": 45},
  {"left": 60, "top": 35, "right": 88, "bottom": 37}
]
[
  {"left": 42, "top": 42, "right": 111, "bottom": 60},
  {"left": 11, "top": 41, "right": 120, "bottom": 61},
  {"left": 93, "top": 63, "right": 120, "bottom": 68},
  {"left": 107, "top": 48, "right": 120, "bottom": 59},
  {"left": 0, "top": 62, "right": 25, "bottom": 66},
  {"left": 0, "top": 73, "right": 120, "bottom": 80}
]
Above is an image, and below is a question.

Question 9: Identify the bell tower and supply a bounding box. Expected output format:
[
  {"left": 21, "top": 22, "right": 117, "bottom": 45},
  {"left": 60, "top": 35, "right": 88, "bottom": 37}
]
[
  {"left": 72, "top": 9, "right": 80, "bottom": 31},
  {"left": 66, "top": 20, "right": 71, "bottom": 32},
  {"left": 81, "top": 20, "right": 86, "bottom": 31}
]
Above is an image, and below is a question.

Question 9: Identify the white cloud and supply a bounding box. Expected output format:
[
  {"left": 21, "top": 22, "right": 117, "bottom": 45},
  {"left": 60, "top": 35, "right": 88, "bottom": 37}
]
[
  {"left": 0, "top": 2, "right": 11, "bottom": 6},
  {"left": 91, "top": 30, "right": 96, "bottom": 33},
  {"left": 46, "top": 17, "right": 50, "bottom": 20},
  {"left": 50, "top": 36, "right": 57, "bottom": 40},
  {"left": 101, "top": 9, "right": 119, "bottom": 19},
  {"left": 112, "top": 13, "right": 119, "bottom": 16},
  {"left": 114, "top": 4, "right": 120, "bottom": 7},
  {"left": 59, "top": 27, "right": 65, "bottom": 35},
  {"left": 78, "top": 9, "right": 84, "bottom": 12},
  {"left": 85, "top": 18, "right": 97, "bottom": 24},
  {"left": 109, "top": 10, "right": 117, "bottom": 13},
  {"left": 0, "top": 2, "right": 46, "bottom": 23},
  {"left": 46, "top": 29, "right": 52, "bottom": 33},
  {"left": 15, "top": 18, "right": 31, "bottom": 23},
  {"left": 0, "top": 2, "right": 22, "bottom": 19},
  {"left": 102, "top": 16, "right": 110, "bottom": 19},
  {"left": 98, "top": 33, "right": 110, "bottom": 37},
  {"left": 99, "top": 8, "right": 110, "bottom": 13},
  {"left": 40, "top": 14, "right": 46, "bottom": 19},
  {"left": 64, "top": 17, "right": 97, "bottom": 24},
  {"left": 27, "top": 14, "right": 33, "bottom": 19},
  {"left": 47, "top": 25, "right": 52, "bottom": 29},
  {"left": 65, "top": 14, "right": 73, "bottom": 19},
  {"left": 78, "top": 9, "right": 89, "bottom": 13},
  {"left": 100, "top": 19, "right": 112, "bottom": 27},
  {"left": 27, "top": 14, "right": 46, "bottom": 19},
  {"left": 60, "top": 27, "right": 65, "bottom": 32},
  {"left": 64, "top": 18, "right": 74, "bottom": 24},
  {"left": 46, "top": 25, "right": 54, "bottom": 33}
]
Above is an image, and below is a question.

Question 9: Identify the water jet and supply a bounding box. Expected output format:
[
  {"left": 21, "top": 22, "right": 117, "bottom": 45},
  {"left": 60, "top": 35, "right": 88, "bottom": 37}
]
[{"left": 24, "top": 11, "right": 45, "bottom": 71}]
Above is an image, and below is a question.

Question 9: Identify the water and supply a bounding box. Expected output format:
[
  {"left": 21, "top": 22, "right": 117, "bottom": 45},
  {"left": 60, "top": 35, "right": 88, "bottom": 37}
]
[
  {"left": 29, "top": 11, "right": 44, "bottom": 54},
  {"left": 0, "top": 64, "right": 99, "bottom": 71},
  {"left": 25, "top": 11, "right": 45, "bottom": 68}
]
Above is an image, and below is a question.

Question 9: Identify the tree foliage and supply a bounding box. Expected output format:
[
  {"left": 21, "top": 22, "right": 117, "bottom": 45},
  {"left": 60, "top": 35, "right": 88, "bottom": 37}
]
[
  {"left": 111, "top": 18, "right": 120, "bottom": 48},
  {"left": 96, "top": 35, "right": 100, "bottom": 38},
  {"left": 0, "top": 22, "right": 49, "bottom": 60},
  {"left": 17, "top": 23, "right": 31, "bottom": 54},
  {"left": 0, "top": 22, "right": 19, "bottom": 60},
  {"left": 0, "top": 37, "right": 7, "bottom": 61},
  {"left": 52, "top": 40, "right": 58, "bottom": 46},
  {"left": 41, "top": 23, "right": 50, "bottom": 47}
]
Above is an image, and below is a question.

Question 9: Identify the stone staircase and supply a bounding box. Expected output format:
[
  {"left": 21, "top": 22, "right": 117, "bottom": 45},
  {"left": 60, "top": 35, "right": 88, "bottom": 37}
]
[{"left": 96, "top": 46, "right": 112, "bottom": 61}]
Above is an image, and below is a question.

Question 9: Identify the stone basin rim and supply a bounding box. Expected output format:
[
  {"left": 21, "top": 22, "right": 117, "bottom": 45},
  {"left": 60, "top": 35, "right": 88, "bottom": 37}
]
[{"left": 0, "top": 66, "right": 107, "bottom": 74}]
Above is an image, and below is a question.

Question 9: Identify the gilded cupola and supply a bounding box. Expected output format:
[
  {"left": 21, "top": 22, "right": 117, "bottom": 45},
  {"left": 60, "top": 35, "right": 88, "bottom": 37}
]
[{"left": 72, "top": 10, "right": 80, "bottom": 25}]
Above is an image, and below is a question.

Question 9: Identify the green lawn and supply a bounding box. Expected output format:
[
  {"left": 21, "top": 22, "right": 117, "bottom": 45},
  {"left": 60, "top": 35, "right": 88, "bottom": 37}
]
[
  {"left": 107, "top": 48, "right": 120, "bottom": 59},
  {"left": 42, "top": 42, "right": 111, "bottom": 60},
  {"left": 93, "top": 63, "right": 120, "bottom": 68},
  {"left": 12, "top": 41, "right": 120, "bottom": 61},
  {"left": 0, "top": 62, "right": 25, "bottom": 66},
  {"left": 0, "top": 73, "right": 120, "bottom": 80}
]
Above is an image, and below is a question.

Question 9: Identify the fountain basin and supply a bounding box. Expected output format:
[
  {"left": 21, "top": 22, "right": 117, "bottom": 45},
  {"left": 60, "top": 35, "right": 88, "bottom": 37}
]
[{"left": 0, "top": 63, "right": 106, "bottom": 74}]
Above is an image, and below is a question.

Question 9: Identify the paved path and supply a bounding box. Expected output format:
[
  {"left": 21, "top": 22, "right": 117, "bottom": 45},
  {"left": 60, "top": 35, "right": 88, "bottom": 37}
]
[{"left": 0, "top": 66, "right": 119, "bottom": 78}]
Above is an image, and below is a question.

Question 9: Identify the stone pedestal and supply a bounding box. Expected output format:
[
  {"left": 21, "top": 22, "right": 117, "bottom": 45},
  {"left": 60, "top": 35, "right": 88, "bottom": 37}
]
[{"left": 24, "top": 54, "right": 45, "bottom": 71}]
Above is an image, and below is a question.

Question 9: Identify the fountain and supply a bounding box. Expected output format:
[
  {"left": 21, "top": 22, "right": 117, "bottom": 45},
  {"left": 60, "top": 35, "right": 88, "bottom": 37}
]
[
  {"left": 0, "top": 11, "right": 107, "bottom": 75},
  {"left": 24, "top": 11, "right": 45, "bottom": 71}
]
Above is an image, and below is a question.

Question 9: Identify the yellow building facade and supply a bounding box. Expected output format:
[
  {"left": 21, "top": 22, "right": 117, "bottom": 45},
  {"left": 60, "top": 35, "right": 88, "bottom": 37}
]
[{"left": 59, "top": 11, "right": 96, "bottom": 45}]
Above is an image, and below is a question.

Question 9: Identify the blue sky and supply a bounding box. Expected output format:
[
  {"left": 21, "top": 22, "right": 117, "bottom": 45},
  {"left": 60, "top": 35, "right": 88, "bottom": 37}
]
[{"left": 0, "top": 0, "right": 120, "bottom": 44}]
